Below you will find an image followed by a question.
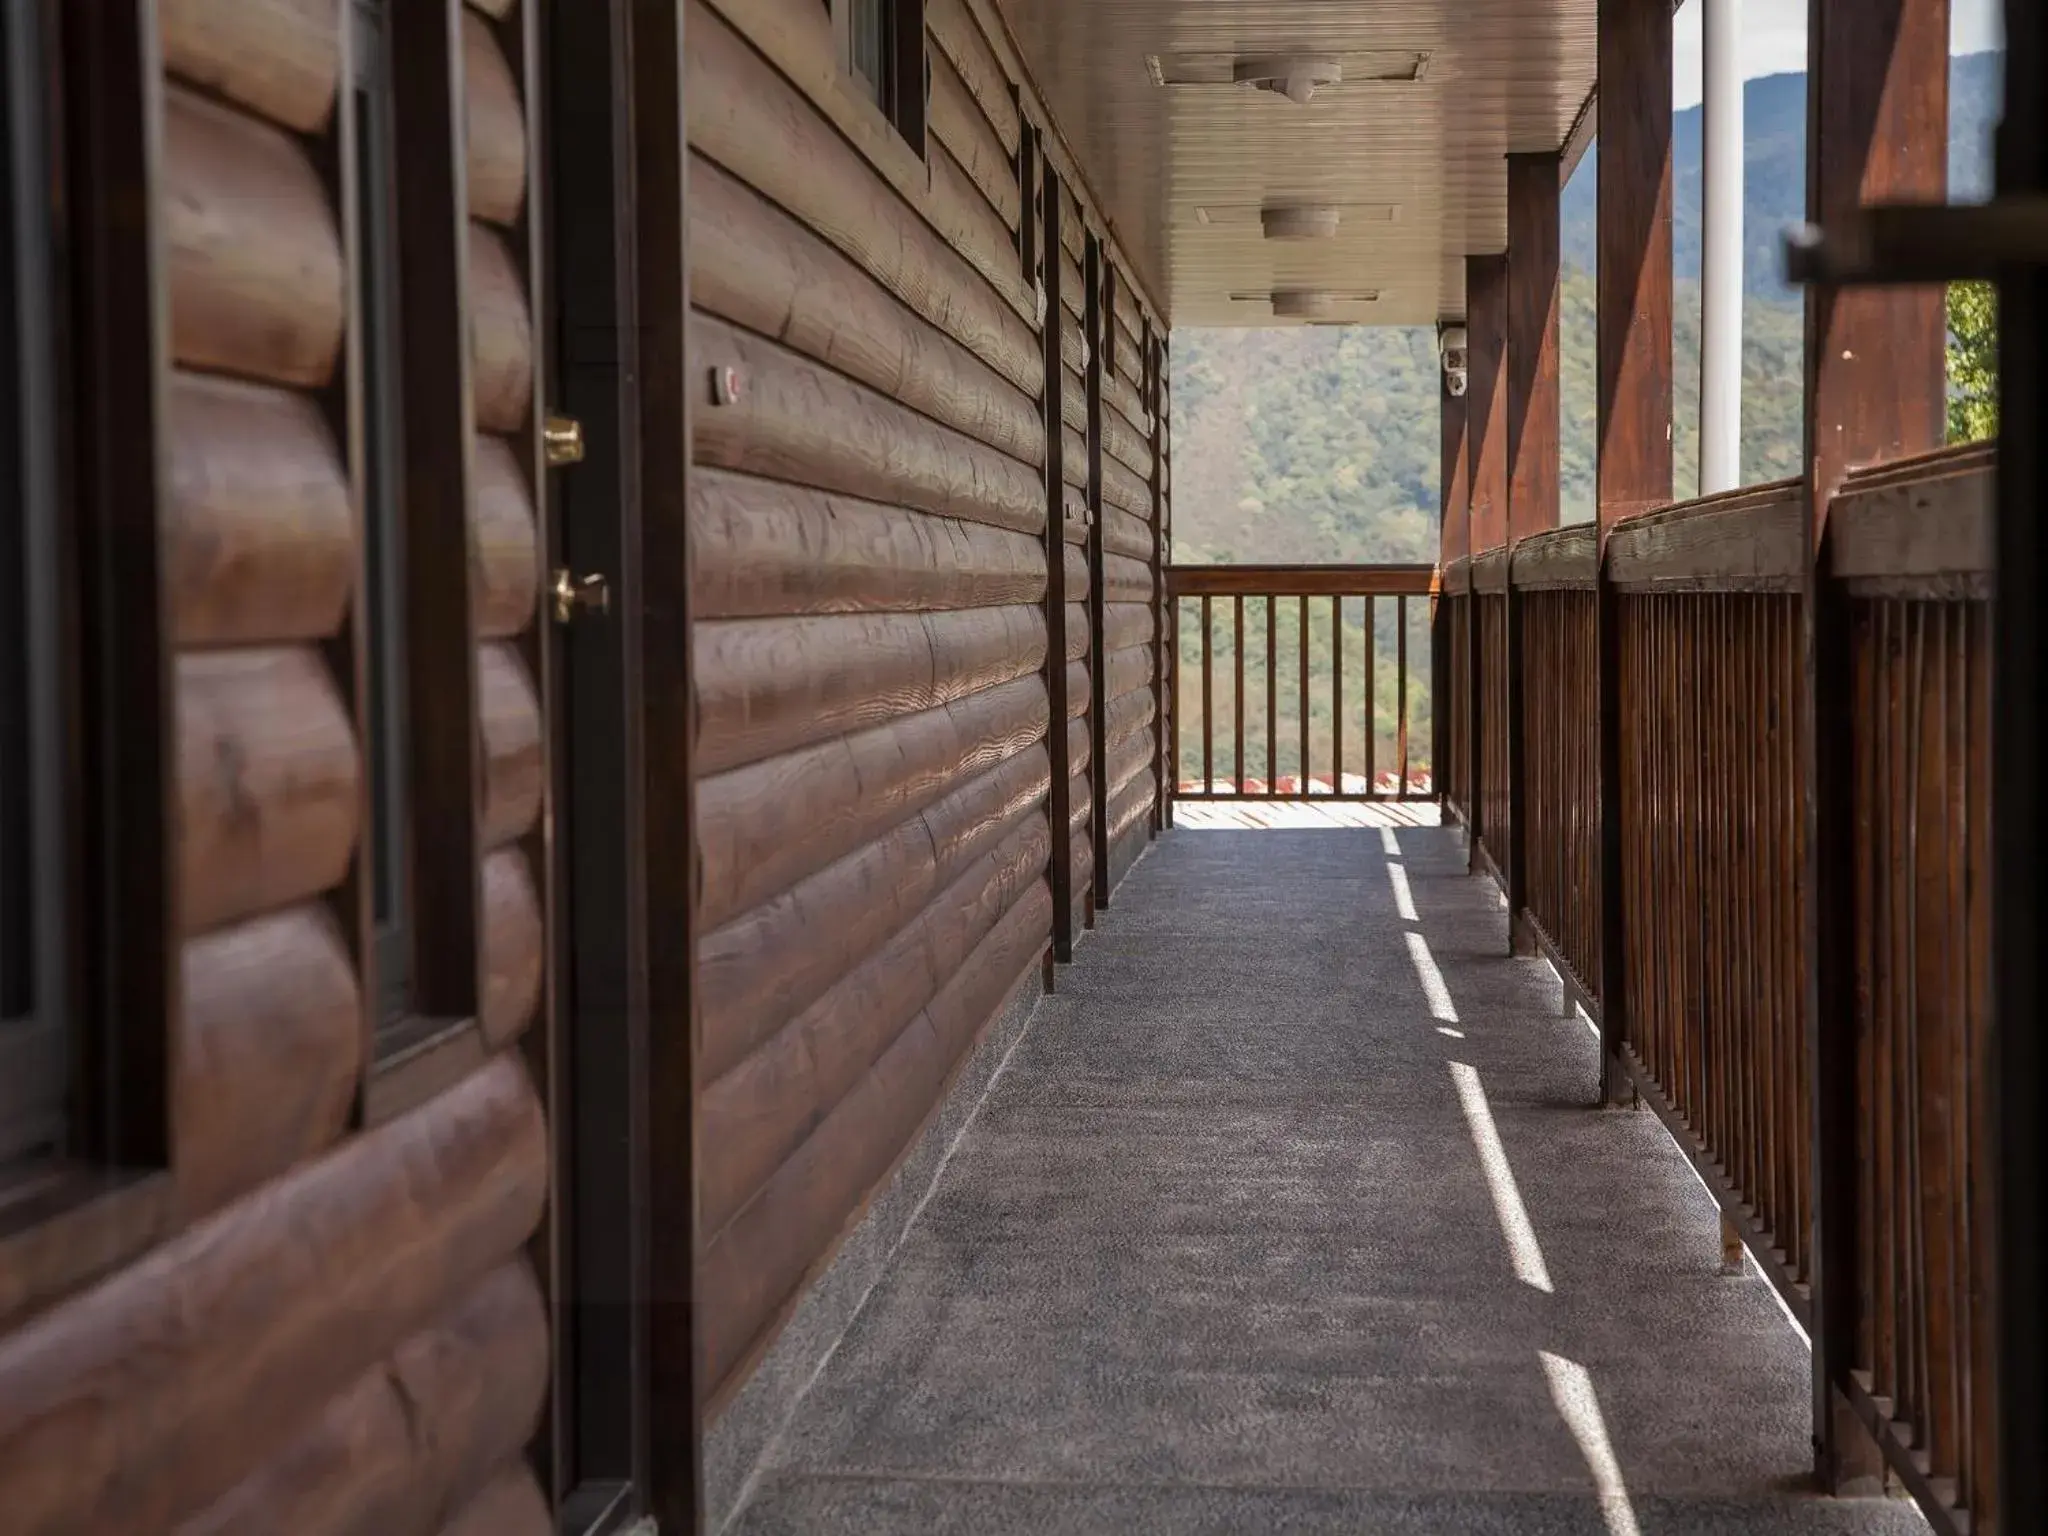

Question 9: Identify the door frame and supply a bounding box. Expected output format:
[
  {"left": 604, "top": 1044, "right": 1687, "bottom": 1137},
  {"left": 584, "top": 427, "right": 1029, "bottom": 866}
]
[{"left": 540, "top": 0, "right": 657, "bottom": 1528}]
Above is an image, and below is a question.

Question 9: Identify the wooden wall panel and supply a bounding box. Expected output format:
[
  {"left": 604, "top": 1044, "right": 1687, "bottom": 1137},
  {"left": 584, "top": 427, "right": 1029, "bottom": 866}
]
[
  {"left": 0, "top": 2, "right": 559, "bottom": 1528},
  {"left": 688, "top": 0, "right": 1058, "bottom": 1412},
  {"left": 679, "top": 0, "right": 1167, "bottom": 1419}
]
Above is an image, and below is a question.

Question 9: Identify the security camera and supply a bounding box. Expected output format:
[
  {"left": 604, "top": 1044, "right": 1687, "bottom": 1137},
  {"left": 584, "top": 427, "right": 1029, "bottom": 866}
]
[{"left": 1440, "top": 322, "right": 1469, "bottom": 395}]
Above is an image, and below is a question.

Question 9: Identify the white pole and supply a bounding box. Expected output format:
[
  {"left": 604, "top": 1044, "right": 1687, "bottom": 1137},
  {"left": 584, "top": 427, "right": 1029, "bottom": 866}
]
[{"left": 1700, "top": 0, "right": 1744, "bottom": 495}]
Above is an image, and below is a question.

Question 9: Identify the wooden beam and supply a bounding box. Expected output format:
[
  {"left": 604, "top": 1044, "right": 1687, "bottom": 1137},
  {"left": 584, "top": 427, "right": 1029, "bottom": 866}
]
[
  {"left": 1466, "top": 254, "right": 1510, "bottom": 554},
  {"left": 1503, "top": 156, "right": 1560, "bottom": 945},
  {"left": 1440, "top": 376, "right": 1469, "bottom": 564},
  {"left": 1994, "top": 10, "right": 2048, "bottom": 1530},
  {"left": 1800, "top": 0, "right": 1951, "bottom": 1501},
  {"left": 1507, "top": 154, "right": 1562, "bottom": 543},
  {"left": 1595, "top": 0, "right": 1674, "bottom": 528},
  {"left": 1802, "top": 0, "right": 1950, "bottom": 517},
  {"left": 1040, "top": 144, "right": 1076, "bottom": 957},
  {"left": 1084, "top": 233, "right": 1112, "bottom": 903},
  {"left": 631, "top": 0, "right": 703, "bottom": 1527}
]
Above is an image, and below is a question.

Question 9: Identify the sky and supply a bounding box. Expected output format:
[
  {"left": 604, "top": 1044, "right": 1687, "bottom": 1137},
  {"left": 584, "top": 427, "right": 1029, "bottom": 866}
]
[{"left": 1671, "top": 0, "right": 2004, "bottom": 109}]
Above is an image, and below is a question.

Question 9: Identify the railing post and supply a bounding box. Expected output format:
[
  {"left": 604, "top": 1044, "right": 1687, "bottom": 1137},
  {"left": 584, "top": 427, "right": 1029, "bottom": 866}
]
[
  {"left": 1593, "top": 0, "right": 1674, "bottom": 1103},
  {"left": 1506, "top": 150, "right": 1562, "bottom": 952},
  {"left": 1800, "top": 0, "right": 1950, "bottom": 1494}
]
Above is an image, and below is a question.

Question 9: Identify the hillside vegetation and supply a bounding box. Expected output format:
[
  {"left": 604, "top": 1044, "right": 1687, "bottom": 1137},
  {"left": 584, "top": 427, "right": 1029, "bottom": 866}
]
[
  {"left": 1170, "top": 53, "right": 1998, "bottom": 567},
  {"left": 1167, "top": 55, "right": 1997, "bottom": 788}
]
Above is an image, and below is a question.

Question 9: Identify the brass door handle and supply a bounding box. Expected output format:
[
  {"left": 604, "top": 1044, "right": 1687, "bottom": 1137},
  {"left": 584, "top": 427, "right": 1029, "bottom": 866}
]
[
  {"left": 552, "top": 568, "right": 610, "bottom": 624},
  {"left": 544, "top": 412, "right": 584, "bottom": 466}
]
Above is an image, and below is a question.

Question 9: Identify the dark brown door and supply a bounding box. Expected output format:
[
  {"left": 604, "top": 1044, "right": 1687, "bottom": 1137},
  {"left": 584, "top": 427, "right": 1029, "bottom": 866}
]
[{"left": 542, "top": 2, "right": 651, "bottom": 1529}]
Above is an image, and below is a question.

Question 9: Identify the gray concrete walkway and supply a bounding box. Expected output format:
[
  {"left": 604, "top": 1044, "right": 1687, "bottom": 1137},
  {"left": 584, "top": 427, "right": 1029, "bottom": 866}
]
[{"left": 730, "top": 826, "right": 1926, "bottom": 1535}]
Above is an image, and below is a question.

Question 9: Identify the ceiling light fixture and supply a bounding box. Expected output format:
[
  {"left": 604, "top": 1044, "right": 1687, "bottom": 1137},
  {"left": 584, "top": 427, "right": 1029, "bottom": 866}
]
[
  {"left": 1232, "top": 54, "right": 1342, "bottom": 104},
  {"left": 1225, "top": 288, "right": 1381, "bottom": 319},
  {"left": 1261, "top": 204, "right": 1342, "bottom": 240}
]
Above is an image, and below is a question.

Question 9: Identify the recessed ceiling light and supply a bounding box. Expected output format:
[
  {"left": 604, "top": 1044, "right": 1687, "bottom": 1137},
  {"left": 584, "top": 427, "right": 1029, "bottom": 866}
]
[
  {"left": 1178, "top": 203, "right": 1402, "bottom": 228},
  {"left": 1261, "top": 204, "right": 1342, "bottom": 240},
  {"left": 1233, "top": 54, "right": 1342, "bottom": 104},
  {"left": 1146, "top": 50, "right": 1431, "bottom": 89},
  {"left": 1228, "top": 288, "right": 1383, "bottom": 319}
]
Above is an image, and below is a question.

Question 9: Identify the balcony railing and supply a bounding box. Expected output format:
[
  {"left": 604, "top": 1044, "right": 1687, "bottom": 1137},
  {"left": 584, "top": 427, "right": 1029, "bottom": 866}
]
[
  {"left": 1167, "top": 564, "right": 1436, "bottom": 801},
  {"left": 1447, "top": 444, "right": 1999, "bottom": 1536}
]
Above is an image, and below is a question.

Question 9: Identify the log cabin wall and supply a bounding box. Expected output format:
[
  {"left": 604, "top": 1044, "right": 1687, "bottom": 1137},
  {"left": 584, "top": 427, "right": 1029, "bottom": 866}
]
[
  {"left": 0, "top": 2, "right": 554, "bottom": 1531},
  {"left": 683, "top": 0, "right": 1167, "bottom": 1422}
]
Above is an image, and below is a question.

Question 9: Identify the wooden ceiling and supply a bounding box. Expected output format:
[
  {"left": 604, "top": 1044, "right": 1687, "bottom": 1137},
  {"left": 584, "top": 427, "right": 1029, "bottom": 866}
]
[{"left": 993, "top": 0, "right": 1598, "bottom": 327}]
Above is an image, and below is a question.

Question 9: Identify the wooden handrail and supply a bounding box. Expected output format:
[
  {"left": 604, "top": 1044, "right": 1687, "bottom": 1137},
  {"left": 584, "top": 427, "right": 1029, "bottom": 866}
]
[
  {"left": 1167, "top": 563, "right": 1434, "bottom": 598},
  {"left": 1169, "top": 565, "right": 1433, "bottom": 802}
]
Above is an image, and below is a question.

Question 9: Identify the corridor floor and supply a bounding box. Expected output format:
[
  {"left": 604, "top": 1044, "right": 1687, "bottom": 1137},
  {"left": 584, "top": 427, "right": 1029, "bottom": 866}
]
[{"left": 729, "top": 825, "right": 1927, "bottom": 1535}]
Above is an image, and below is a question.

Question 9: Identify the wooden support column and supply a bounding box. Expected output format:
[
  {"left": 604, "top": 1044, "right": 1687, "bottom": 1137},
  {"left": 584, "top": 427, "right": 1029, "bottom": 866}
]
[
  {"left": 1507, "top": 156, "right": 1563, "bottom": 544},
  {"left": 1506, "top": 152, "right": 1562, "bottom": 953},
  {"left": 1995, "top": 9, "right": 2048, "bottom": 1529},
  {"left": 1084, "top": 234, "right": 1111, "bottom": 904},
  {"left": 1440, "top": 368, "right": 1470, "bottom": 567},
  {"left": 1800, "top": 0, "right": 1950, "bottom": 1497},
  {"left": 1038, "top": 142, "right": 1075, "bottom": 960},
  {"left": 1593, "top": 0, "right": 1673, "bottom": 1106},
  {"left": 1436, "top": 371, "right": 1468, "bottom": 819},
  {"left": 1146, "top": 321, "right": 1165, "bottom": 840},
  {"left": 1594, "top": 0, "right": 1674, "bottom": 528},
  {"left": 1466, "top": 255, "right": 1510, "bottom": 555},
  {"left": 1466, "top": 253, "right": 1507, "bottom": 870}
]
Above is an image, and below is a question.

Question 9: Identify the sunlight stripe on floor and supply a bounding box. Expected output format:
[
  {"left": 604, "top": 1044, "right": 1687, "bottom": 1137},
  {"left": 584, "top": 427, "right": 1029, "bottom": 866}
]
[
  {"left": 1449, "top": 1060, "right": 1553, "bottom": 1293},
  {"left": 1404, "top": 931, "right": 1457, "bottom": 1022},
  {"left": 1539, "top": 1352, "right": 1643, "bottom": 1536},
  {"left": 1380, "top": 826, "right": 1401, "bottom": 856},
  {"left": 1388, "top": 861, "right": 1419, "bottom": 921}
]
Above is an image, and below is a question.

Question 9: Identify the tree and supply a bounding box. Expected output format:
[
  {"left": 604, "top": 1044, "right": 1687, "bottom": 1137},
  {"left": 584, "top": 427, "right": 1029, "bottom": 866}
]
[{"left": 1947, "top": 279, "right": 1998, "bottom": 444}]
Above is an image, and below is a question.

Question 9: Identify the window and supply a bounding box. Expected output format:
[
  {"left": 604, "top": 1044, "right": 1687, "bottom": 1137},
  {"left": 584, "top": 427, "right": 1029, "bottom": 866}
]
[
  {"left": 354, "top": 0, "right": 416, "bottom": 1046},
  {"left": 1, "top": 0, "right": 69, "bottom": 1172},
  {"left": 833, "top": 0, "right": 927, "bottom": 154}
]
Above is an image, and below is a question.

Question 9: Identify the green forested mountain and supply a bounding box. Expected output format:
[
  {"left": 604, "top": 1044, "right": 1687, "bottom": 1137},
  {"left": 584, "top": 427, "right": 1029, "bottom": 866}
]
[{"left": 1171, "top": 269, "right": 1805, "bottom": 565}]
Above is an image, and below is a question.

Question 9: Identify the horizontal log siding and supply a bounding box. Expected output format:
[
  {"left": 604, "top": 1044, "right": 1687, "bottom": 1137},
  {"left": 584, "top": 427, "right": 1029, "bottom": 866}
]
[
  {"left": 0, "top": 9, "right": 558, "bottom": 1532},
  {"left": 689, "top": 0, "right": 1061, "bottom": 1411}
]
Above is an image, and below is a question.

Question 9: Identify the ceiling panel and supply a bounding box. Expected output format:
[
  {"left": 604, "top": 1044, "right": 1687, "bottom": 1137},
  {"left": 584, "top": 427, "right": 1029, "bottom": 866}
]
[{"left": 994, "top": 0, "right": 1597, "bottom": 326}]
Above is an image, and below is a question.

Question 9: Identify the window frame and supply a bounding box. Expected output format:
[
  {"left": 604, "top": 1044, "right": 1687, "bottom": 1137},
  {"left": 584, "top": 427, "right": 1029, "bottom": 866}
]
[
  {"left": 831, "top": 0, "right": 928, "bottom": 158},
  {"left": 350, "top": 0, "right": 418, "bottom": 1047},
  {"left": 1, "top": 0, "right": 73, "bottom": 1177},
  {"left": 0, "top": 0, "right": 178, "bottom": 1301}
]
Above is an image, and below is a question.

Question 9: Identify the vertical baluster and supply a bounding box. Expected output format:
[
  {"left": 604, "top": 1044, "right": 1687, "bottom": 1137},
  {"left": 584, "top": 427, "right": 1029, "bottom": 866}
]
[
  {"left": 1854, "top": 597, "right": 1877, "bottom": 1370},
  {"left": 1365, "top": 595, "right": 1377, "bottom": 797},
  {"left": 1333, "top": 595, "right": 1344, "bottom": 796},
  {"left": 1963, "top": 599, "right": 1995, "bottom": 1517},
  {"left": 1233, "top": 594, "right": 1245, "bottom": 793},
  {"left": 1266, "top": 595, "right": 1277, "bottom": 799},
  {"left": 1875, "top": 597, "right": 1899, "bottom": 1398},
  {"left": 1397, "top": 596, "right": 1410, "bottom": 793},
  {"left": 1201, "top": 593, "right": 1213, "bottom": 796},
  {"left": 1298, "top": 596, "right": 1310, "bottom": 793}
]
